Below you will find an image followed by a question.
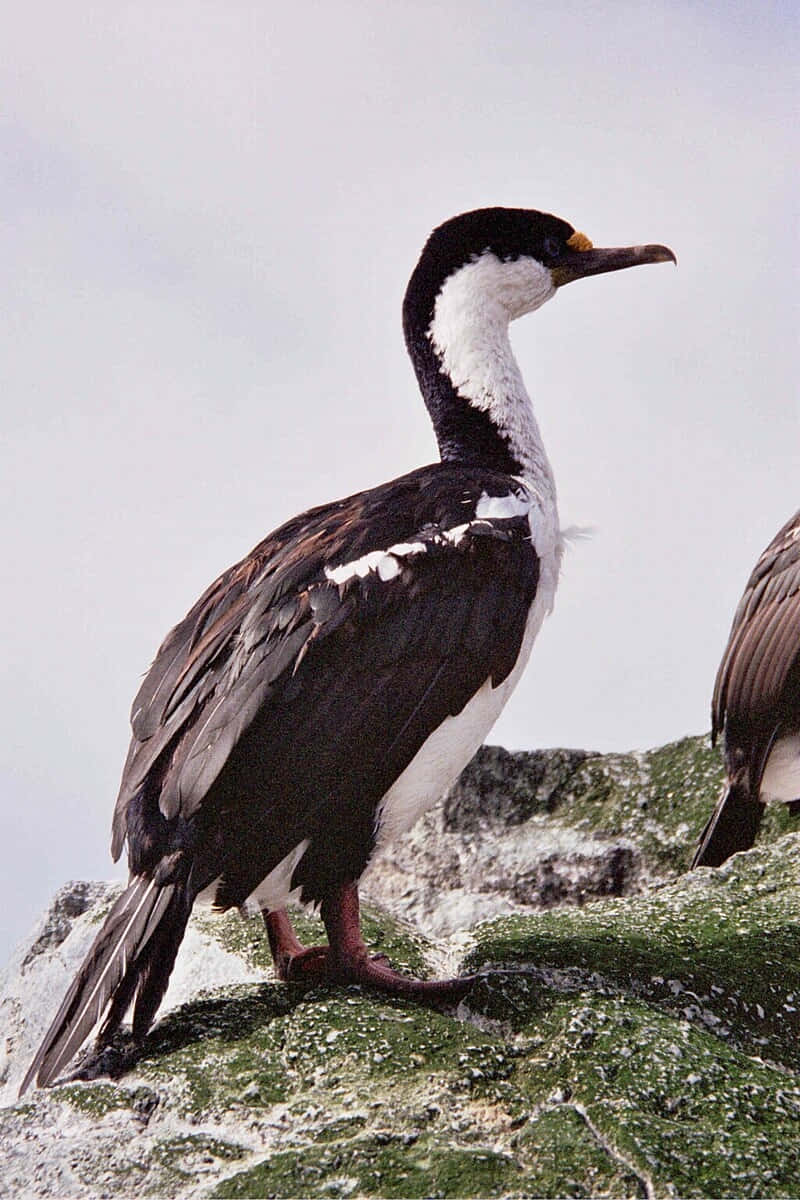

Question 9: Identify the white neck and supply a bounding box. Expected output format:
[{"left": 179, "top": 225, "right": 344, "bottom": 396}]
[{"left": 427, "top": 253, "right": 557, "bottom": 502}]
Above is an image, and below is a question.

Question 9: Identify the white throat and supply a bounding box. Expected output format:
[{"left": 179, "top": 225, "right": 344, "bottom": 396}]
[{"left": 427, "top": 251, "right": 557, "bottom": 498}]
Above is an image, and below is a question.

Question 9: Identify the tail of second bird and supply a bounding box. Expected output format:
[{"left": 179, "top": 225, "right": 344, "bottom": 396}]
[
  {"left": 691, "top": 777, "right": 764, "bottom": 869},
  {"left": 20, "top": 874, "right": 192, "bottom": 1094}
]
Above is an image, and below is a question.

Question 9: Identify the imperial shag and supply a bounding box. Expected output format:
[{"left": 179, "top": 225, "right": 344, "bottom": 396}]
[
  {"left": 22, "top": 207, "right": 674, "bottom": 1092},
  {"left": 693, "top": 508, "right": 800, "bottom": 867}
]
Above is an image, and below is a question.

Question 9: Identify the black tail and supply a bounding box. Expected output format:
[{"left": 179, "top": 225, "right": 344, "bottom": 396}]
[
  {"left": 19, "top": 875, "right": 191, "bottom": 1094},
  {"left": 691, "top": 779, "right": 764, "bottom": 869}
]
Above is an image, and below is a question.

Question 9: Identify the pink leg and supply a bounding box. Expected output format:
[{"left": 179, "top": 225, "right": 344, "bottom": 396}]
[
  {"left": 261, "top": 908, "right": 328, "bottom": 981},
  {"left": 262, "top": 885, "right": 476, "bottom": 999}
]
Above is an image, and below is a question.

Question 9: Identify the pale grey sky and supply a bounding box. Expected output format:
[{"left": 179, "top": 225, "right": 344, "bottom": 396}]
[{"left": 1, "top": 1, "right": 797, "bottom": 961}]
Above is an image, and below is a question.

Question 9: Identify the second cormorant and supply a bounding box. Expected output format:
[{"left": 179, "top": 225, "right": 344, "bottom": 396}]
[{"left": 693, "top": 509, "right": 800, "bottom": 867}]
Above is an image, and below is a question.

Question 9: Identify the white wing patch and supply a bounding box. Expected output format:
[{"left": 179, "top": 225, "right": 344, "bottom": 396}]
[
  {"left": 388, "top": 541, "right": 427, "bottom": 557},
  {"left": 324, "top": 540, "right": 425, "bottom": 586},
  {"left": 475, "top": 489, "right": 532, "bottom": 520},
  {"left": 325, "top": 549, "right": 393, "bottom": 585},
  {"left": 442, "top": 523, "right": 470, "bottom": 546},
  {"left": 324, "top": 492, "right": 533, "bottom": 587}
]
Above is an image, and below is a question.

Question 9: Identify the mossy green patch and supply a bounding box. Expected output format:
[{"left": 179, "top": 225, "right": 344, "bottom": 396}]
[
  {"left": 52, "top": 840, "right": 799, "bottom": 1196},
  {"left": 135, "top": 983, "right": 295, "bottom": 1116},
  {"left": 213, "top": 1135, "right": 522, "bottom": 1199},
  {"left": 512, "top": 1106, "right": 643, "bottom": 1198},
  {"left": 132, "top": 975, "right": 511, "bottom": 1123},
  {"left": 558, "top": 737, "right": 716, "bottom": 876},
  {"left": 193, "top": 907, "right": 276, "bottom": 972},
  {"left": 514, "top": 995, "right": 800, "bottom": 1198},
  {"left": 312, "top": 1113, "right": 368, "bottom": 1143},
  {"left": 55, "top": 1080, "right": 159, "bottom": 1119},
  {"left": 151, "top": 1132, "right": 247, "bottom": 1171},
  {"left": 464, "top": 834, "right": 800, "bottom": 1069},
  {"left": 454, "top": 838, "right": 800, "bottom": 1197},
  {"left": 559, "top": 735, "right": 798, "bottom": 877}
]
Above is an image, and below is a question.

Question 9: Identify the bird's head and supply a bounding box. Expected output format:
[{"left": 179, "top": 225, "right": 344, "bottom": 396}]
[
  {"left": 403, "top": 206, "right": 675, "bottom": 475},
  {"left": 404, "top": 206, "right": 676, "bottom": 331}
]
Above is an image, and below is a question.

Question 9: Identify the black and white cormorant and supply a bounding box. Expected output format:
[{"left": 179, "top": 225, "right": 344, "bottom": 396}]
[
  {"left": 693, "top": 509, "right": 800, "bottom": 867},
  {"left": 22, "top": 206, "right": 674, "bottom": 1092}
]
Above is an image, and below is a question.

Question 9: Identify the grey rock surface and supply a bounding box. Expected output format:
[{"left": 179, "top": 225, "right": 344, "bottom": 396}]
[{"left": 2, "top": 736, "right": 798, "bottom": 1198}]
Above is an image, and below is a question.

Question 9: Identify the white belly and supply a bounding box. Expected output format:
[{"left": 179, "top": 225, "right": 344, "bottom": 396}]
[
  {"left": 760, "top": 733, "right": 800, "bottom": 803},
  {"left": 373, "top": 547, "right": 558, "bottom": 850}
]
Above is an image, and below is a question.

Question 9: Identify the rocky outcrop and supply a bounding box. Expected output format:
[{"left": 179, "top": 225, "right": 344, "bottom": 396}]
[
  {"left": 1, "top": 736, "right": 798, "bottom": 1198},
  {"left": 362, "top": 735, "right": 795, "bottom": 932}
]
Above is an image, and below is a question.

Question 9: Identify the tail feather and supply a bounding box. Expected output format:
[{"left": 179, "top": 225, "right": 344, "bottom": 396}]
[
  {"left": 691, "top": 779, "right": 764, "bottom": 869},
  {"left": 19, "top": 875, "right": 188, "bottom": 1094},
  {"left": 131, "top": 890, "right": 192, "bottom": 1040},
  {"left": 97, "top": 882, "right": 190, "bottom": 1044}
]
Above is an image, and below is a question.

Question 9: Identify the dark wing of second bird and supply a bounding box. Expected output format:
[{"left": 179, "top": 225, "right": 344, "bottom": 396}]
[
  {"left": 693, "top": 510, "right": 800, "bottom": 868},
  {"left": 711, "top": 509, "right": 800, "bottom": 790},
  {"left": 111, "top": 463, "right": 540, "bottom": 909}
]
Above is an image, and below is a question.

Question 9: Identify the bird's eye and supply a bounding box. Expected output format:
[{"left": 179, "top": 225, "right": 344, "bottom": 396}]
[{"left": 542, "top": 236, "right": 562, "bottom": 261}]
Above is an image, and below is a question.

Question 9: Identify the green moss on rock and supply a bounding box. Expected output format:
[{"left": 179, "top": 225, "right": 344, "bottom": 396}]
[
  {"left": 456, "top": 835, "right": 800, "bottom": 1197},
  {"left": 213, "top": 1135, "right": 522, "bottom": 1199},
  {"left": 464, "top": 834, "right": 800, "bottom": 1070},
  {"left": 135, "top": 984, "right": 294, "bottom": 1116},
  {"left": 56, "top": 1080, "right": 160, "bottom": 1119},
  {"left": 513, "top": 995, "right": 800, "bottom": 1198},
  {"left": 512, "top": 1106, "right": 643, "bottom": 1198},
  {"left": 457, "top": 736, "right": 796, "bottom": 881},
  {"left": 554, "top": 737, "right": 718, "bottom": 875},
  {"left": 151, "top": 1132, "right": 247, "bottom": 1169}
]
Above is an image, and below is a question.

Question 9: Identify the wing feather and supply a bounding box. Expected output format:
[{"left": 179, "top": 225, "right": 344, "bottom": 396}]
[
  {"left": 112, "top": 466, "right": 541, "bottom": 902},
  {"left": 711, "top": 509, "right": 800, "bottom": 790}
]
